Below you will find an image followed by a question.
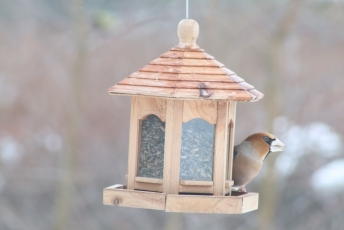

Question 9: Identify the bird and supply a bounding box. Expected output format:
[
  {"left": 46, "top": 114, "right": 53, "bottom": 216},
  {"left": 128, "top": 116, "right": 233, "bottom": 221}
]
[{"left": 232, "top": 132, "right": 286, "bottom": 193}]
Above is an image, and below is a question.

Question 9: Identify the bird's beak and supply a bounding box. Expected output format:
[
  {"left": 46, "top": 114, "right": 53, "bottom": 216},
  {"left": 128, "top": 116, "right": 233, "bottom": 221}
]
[{"left": 270, "top": 138, "right": 286, "bottom": 152}]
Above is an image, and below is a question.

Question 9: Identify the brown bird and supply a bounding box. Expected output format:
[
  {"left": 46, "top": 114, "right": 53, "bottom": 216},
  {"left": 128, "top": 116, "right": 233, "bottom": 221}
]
[{"left": 232, "top": 132, "right": 286, "bottom": 192}]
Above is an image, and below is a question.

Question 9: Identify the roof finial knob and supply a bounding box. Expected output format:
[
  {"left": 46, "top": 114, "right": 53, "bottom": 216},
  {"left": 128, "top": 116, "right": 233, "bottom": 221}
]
[{"left": 177, "top": 19, "right": 199, "bottom": 49}]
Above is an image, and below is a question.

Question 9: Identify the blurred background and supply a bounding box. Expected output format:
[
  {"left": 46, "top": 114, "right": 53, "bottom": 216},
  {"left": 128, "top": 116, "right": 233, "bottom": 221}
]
[{"left": 1, "top": 0, "right": 344, "bottom": 229}]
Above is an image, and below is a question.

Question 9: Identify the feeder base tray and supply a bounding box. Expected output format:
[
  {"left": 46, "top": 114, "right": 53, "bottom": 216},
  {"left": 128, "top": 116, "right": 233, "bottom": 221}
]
[{"left": 103, "top": 184, "right": 258, "bottom": 214}]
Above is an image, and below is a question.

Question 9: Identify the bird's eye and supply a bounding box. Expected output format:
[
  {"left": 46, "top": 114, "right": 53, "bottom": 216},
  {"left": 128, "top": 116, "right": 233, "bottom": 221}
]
[{"left": 263, "top": 136, "right": 269, "bottom": 142}]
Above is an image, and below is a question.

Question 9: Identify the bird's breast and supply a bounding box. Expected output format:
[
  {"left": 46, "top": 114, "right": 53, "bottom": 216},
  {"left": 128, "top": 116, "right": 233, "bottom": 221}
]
[{"left": 232, "top": 153, "right": 263, "bottom": 187}]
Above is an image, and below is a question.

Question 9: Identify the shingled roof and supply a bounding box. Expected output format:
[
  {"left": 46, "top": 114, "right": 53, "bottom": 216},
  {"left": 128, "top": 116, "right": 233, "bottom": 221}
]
[{"left": 108, "top": 20, "right": 263, "bottom": 102}]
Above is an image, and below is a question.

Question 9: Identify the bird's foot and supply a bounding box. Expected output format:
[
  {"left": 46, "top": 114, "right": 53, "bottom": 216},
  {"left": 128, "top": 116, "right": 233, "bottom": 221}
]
[{"left": 238, "top": 187, "right": 247, "bottom": 193}]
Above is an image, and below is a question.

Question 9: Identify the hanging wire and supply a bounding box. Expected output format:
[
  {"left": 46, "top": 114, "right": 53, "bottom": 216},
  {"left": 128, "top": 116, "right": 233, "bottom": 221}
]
[{"left": 186, "top": 0, "right": 189, "bottom": 19}]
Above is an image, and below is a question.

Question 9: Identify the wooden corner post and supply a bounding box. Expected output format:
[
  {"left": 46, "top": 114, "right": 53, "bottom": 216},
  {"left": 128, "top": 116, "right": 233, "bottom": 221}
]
[
  {"left": 213, "top": 101, "right": 229, "bottom": 196},
  {"left": 227, "top": 101, "right": 237, "bottom": 193},
  {"left": 163, "top": 99, "right": 183, "bottom": 194},
  {"left": 127, "top": 97, "right": 141, "bottom": 190}
]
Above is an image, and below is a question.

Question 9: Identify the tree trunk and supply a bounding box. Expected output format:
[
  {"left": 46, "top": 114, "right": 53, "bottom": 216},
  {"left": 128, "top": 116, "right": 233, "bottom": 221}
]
[
  {"left": 53, "top": 1, "right": 88, "bottom": 229},
  {"left": 258, "top": 1, "right": 305, "bottom": 229}
]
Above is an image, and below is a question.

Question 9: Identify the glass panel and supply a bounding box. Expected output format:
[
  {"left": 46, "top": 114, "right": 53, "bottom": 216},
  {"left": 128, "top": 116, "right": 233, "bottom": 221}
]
[
  {"left": 180, "top": 118, "right": 215, "bottom": 181},
  {"left": 138, "top": 114, "right": 165, "bottom": 179}
]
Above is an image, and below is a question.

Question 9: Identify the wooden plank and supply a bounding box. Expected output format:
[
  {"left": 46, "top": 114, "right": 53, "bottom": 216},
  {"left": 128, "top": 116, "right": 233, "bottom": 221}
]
[
  {"left": 183, "top": 100, "right": 217, "bottom": 124},
  {"left": 118, "top": 77, "right": 176, "bottom": 88},
  {"left": 177, "top": 73, "right": 235, "bottom": 82},
  {"left": 150, "top": 58, "right": 183, "bottom": 66},
  {"left": 175, "top": 81, "right": 245, "bottom": 90},
  {"left": 211, "top": 90, "right": 255, "bottom": 101},
  {"left": 170, "top": 47, "right": 204, "bottom": 52},
  {"left": 227, "top": 101, "right": 237, "bottom": 191},
  {"left": 165, "top": 193, "right": 259, "bottom": 214},
  {"left": 225, "top": 180, "right": 234, "bottom": 188},
  {"left": 213, "top": 101, "right": 229, "bottom": 196},
  {"left": 166, "top": 195, "right": 240, "bottom": 213},
  {"left": 238, "top": 82, "right": 254, "bottom": 90},
  {"left": 184, "top": 52, "right": 214, "bottom": 59},
  {"left": 179, "top": 180, "right": 213, "bottom": 186},
  {"left": 149, "top": 58, "right": 222, "bottom": 67},
  {"left": 108, "top": 85, "right": 174, "bottom": 97},
  {"left": 179, "top": 185, "right": 213, "bottom": 194},
  {"left": 160, "top": 51, "right": 184, "bottom": 59},
  {"left": 130, "top": 72, "right": 179, "bottom": 81},
  {"left": 127, "top": 97, "right": 141, "bottom": 190},
  {"left": 173, "top": 89, "right": 254, "bottom": 101},
  {"left": 248, "top": 89, "right": 264, "bottom": 101},
  {"left": 103, "top": 185, "right": 166, "bottom": 210},
  {"left": 229, "top": 75, "right": 245, "bottom": 83},
  {"left": 136, "top": 97, "right": 167, "bottom": 121},
  {"left": 179, "top": 66, "right": 225, "bottom": 75},
  {"left": 211, "top": 60, "right": 226, "bottom": 68},
  {"left": 135, "top": 177, "right": 163, "bottom": 184},
  {"left": 181, "top": 59, "right": 223, "bottom": 67},
  {"left": 110, "top": 86, "right": 255, "bottom": 101},
  {"left": 129, "top": 72, "right": 235, "bottom": 83},
  {"left": 140, "top": 65, "right": 181, "bottom": 74},
  {"left": 163, "top": 100, "right": 183, "bottom": 194},
  {"left": 225, "top": 187, "right": 230, "bottom": 195},
  {"left": 241, "top": 193, "right": 259, "bottom": 213},
  {"left": 221, "top": 67, "right": 236, "bottom": 76},
  {"left": 173, "top": 88, "right": 208, "bottom": 99},
  {"left": 134, "top": 182, "right": 163, "bottom": 192},
  {"left": 160, "top": 51, "right": 214, "bottom": 60},
  {"left": 140, "top": 65, "right": 228, "bottom": 75}
]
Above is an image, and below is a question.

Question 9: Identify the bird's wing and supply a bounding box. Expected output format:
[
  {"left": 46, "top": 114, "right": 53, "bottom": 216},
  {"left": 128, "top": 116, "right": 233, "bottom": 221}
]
[{"left": 233, "top": 146, "right": 240, "bottom": 158}]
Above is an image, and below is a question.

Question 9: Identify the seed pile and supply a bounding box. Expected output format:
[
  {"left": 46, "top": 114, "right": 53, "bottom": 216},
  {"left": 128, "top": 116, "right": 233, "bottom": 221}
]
[
  {"left": 138, "top": 114, "right": 165, "bottom": 179},
  {"left": 180, "top": 119, "right": 214, "bottom": 181}
]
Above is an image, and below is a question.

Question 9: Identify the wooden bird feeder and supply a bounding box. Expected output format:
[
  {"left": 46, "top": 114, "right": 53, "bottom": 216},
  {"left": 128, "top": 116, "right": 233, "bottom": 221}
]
[{"left": 104, "top": 19, "right": 264, "bottom": 214}]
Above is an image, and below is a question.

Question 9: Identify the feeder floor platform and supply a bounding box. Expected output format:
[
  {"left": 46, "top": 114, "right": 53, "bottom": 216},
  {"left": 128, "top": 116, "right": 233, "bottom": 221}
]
[{"left": 103, "top": 184, "right": 258, "bottom": 214}]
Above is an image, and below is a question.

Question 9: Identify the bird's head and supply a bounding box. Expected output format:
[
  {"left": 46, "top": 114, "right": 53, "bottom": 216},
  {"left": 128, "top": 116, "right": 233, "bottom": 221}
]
[{"left": 244, "top": 132, "right": 286, "bottom": 161}]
